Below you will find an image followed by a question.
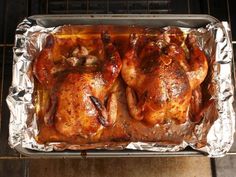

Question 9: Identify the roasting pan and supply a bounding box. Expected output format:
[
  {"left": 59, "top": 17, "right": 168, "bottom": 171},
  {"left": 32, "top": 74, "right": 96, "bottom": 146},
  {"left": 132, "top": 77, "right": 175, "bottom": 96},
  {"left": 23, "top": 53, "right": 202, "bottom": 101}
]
[{"left": 14, "top": 14, "right": 221, "bottom": 158}]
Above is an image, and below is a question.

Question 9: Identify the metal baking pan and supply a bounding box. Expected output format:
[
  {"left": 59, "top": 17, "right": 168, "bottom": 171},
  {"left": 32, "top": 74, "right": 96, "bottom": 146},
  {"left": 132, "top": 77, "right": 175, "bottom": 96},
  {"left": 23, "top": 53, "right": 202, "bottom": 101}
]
[{"left": 15, "top": 14, "right": 220, "bottom": 157}]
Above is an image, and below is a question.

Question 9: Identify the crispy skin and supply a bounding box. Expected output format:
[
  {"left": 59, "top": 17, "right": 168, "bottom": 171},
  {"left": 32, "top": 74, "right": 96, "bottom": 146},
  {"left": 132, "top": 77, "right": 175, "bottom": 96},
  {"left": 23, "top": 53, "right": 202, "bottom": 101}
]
[
  {"left": 122, "top": 29, "right": 208, "bottom": 125},
  {"left": 55, "top": 73, "right": 104, "bottom": 138},
  {"left": 55, "top": 33, "right": 121, "bottom": 138},
  {"left": 140, "top": 56, "right": 192, "bottom": 124},
  {"left": 35, "top": 26, "right": 211, "bottom": 148},
  {"left": 35, "top": 31, "right": 122, "bottom": 139},
  {"left": 33, "top": 34, "right": 82, "bottom": 89}
]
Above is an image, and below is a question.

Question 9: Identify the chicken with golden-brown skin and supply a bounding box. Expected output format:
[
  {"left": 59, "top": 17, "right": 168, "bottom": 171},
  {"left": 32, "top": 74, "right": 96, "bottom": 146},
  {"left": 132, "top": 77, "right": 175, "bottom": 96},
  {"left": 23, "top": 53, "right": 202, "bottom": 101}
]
[
  {"left": 121, "top": 29, "right": 208, "bottom": 125},
  {"left": 33, "top": 34, "right": 81, "bottom": 89},
  {"left": 34, "top": 31, "right": 122, "bottom": 139}
]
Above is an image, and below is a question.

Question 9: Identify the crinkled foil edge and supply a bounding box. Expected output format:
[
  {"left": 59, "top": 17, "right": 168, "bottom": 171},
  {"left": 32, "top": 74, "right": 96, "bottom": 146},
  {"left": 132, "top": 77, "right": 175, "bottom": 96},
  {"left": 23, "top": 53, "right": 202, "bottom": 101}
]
[
  {"left": 197, "top": 22, "right": 235, "bottom": 157},
  {"left": 6, "top": 18, "right": 235, "bottom": 156},
  {"left": 7, "top": 18, "right": 54, "bottom": 151}
]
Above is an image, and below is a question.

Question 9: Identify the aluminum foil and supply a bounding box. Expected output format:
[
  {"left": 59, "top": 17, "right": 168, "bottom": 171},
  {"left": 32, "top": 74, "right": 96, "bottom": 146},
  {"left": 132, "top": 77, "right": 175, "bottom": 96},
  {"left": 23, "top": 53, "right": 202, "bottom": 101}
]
[{"left": 7, "top": 18, "right": 235, "bottom": 157}]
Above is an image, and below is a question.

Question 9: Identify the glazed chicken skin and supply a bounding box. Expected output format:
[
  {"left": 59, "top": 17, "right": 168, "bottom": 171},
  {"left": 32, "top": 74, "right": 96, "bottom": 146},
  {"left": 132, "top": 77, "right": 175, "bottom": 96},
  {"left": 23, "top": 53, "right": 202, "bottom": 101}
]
[
  {"left": 33, "top": 34, "right": 83, "bottom": 89},
  {"left": 55, "top": 32, "right": 122, "bottom": 138},
  {"left": 34, "top": 32, "right": 122, "bottom": 138},
  {"left": 34, "top": 31, "right": 105, "bottom": 90},
  {"left": 121, "top": 29, "right": 208, "bottom": 125}
]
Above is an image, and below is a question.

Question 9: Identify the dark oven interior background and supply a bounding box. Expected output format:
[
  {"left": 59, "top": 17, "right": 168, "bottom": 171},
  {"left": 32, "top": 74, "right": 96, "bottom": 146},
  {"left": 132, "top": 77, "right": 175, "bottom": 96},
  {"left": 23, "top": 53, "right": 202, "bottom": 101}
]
[{"left": 0, "top": 0, "right": 236, "bottom": 158}]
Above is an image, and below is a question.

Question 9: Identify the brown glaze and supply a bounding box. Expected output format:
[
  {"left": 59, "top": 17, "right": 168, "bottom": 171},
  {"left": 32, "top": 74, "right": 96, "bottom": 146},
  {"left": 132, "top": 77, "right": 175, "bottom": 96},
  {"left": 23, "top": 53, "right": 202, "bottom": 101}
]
[
  {"left": 33, "top": 25, "right": 215, "bottom": 149},
  {"left": 121, "top": 31, "right": 208, "bottom": 125}
]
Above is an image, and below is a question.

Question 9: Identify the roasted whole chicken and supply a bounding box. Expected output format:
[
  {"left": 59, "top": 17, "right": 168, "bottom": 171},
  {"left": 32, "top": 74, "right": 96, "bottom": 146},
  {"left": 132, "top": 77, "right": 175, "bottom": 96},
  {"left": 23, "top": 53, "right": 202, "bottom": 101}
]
[
  {"left": 34, "top": 31, "right": 122, "bottom": 138},
  {"left": 121, "top": 28, "right": 208, "bottom": 125}
]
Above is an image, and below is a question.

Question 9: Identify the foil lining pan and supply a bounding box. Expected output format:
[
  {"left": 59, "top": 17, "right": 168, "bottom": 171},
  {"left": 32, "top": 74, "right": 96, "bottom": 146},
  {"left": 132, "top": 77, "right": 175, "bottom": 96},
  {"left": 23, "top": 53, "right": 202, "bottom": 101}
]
[{"left": 6, "top": 17, "right": 235, "bottom": 157}]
